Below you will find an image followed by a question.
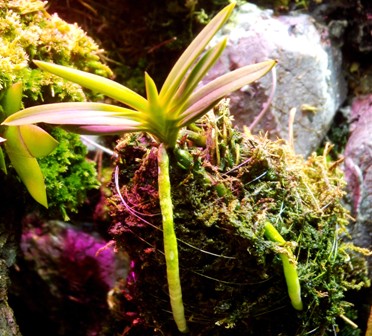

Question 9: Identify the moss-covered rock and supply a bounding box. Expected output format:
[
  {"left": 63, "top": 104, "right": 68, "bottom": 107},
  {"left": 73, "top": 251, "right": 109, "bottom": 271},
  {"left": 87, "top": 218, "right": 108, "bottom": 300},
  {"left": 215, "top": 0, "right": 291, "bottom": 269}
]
[{"left": 108, "top": 102, "right": 370, "bottom": 335}]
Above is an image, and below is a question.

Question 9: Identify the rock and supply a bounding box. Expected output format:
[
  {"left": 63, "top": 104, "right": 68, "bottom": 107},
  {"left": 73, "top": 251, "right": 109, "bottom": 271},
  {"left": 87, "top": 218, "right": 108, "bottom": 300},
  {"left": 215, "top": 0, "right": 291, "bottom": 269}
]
[
  {"left": 344, "top": 95, "right": 372, "bottom": 250},
  {"left": 20, "top": 220, "right": 119, "bottom": 293},
  {"left": 10, "top": 219, "right": 127, "bottom": 335},
  {"left": 0, "top": 261, "right": 21, "bottom": 336},
  {"left": 0, "top": 175, "right": 26, "bottom": 336},
  {"left": 203, "top": 3, "right": 347, "bottom": 156}
]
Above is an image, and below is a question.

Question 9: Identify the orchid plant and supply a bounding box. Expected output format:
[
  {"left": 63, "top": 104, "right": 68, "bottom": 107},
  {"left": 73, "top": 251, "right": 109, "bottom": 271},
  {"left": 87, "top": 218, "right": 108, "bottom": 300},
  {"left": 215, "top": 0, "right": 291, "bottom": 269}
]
[
  {"left": 0, "top": 82, "right": 58, "bottom": 207},
  {"left": 1, "top": 3, "right": 290, "bottom": 332}
]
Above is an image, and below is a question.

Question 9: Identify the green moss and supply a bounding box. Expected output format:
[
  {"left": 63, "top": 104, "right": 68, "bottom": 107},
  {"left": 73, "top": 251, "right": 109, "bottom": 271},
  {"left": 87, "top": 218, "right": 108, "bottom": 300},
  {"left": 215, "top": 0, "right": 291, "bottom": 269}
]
[
  {"left": 38, "top": 128, "right": 99, "bottom": 221},
  {"left": 109, "top": 102, "right": 370, "bottom": 335},
  {"left": 0, "top": 0, "right": 112, "bottom": 216},
  {"left": 0, "top": 0, "right": 112, "bottom": 104}
]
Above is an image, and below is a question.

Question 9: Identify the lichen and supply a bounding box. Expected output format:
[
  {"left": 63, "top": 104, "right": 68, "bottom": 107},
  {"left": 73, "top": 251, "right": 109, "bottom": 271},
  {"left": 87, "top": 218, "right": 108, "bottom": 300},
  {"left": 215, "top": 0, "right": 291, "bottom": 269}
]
[{"left": 108, "top": 101, "right": 370, "bottom": 335}]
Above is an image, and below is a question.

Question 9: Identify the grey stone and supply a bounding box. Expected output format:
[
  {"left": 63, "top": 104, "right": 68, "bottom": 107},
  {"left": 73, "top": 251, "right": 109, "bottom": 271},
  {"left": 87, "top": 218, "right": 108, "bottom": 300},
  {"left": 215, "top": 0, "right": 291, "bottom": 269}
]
[
  {"left": 203, "top": 3, "right": 347, "bottom": 156},
  {"left": 0, "top": 261, "right": 21, "bottom": 336},
  {"left": 344, "top": 95, "right": 372, "bottom": 250},
  {"left": 0, "top": 180, "right": 24, "bottom": 336}
]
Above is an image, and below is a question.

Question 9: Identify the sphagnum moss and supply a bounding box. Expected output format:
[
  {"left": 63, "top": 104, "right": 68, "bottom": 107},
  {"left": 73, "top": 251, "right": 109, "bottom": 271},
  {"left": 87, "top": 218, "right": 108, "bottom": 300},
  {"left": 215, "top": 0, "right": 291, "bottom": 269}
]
[{"left": 108, "top": 101, "right": 370, "bottom": 335}]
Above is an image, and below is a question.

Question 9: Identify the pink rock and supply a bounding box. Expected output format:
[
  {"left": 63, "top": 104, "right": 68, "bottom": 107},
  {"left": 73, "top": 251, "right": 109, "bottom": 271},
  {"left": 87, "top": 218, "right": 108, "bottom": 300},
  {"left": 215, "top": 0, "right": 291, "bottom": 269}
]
[
  {"left": 17, "top": 219, "right": 126, "bottom": 335},
  {"left": 21, "top": 220, "right": 118, "bottom": 294},
  {"left": 202, "top": 3, "right": 346, "bottom": 156},
  {"left": 344, "top": 94, "right": 372, "bottom": 248}
]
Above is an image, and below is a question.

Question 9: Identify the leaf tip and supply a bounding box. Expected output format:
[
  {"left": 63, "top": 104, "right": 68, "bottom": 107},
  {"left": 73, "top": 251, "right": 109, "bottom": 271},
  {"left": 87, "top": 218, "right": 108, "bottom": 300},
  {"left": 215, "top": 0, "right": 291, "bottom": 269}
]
[
  {"left": 224, "top": 2, "right": 236, "bottom": 16},
  {"left": 33, "top": 59, "right": 44, "bottom": 68}
]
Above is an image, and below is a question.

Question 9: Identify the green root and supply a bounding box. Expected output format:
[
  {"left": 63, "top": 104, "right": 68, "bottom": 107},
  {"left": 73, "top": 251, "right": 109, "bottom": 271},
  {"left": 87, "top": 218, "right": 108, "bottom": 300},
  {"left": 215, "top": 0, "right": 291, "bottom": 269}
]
[
  {"left": 157, "top": 143, "right": 188, "bottom": 333},
  {"left": 264, "top": 221, "right": 303, "bottom": 311}
]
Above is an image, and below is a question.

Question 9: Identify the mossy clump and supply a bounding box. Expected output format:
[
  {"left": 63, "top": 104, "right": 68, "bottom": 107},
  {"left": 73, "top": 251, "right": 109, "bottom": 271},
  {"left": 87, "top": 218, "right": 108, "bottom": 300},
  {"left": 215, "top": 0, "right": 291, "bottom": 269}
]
[
  {"left": 38, "top": 128, "right": 100, "bottom": 221},
  {"left": 0, "top": 0, "right": 112, "bottom": 216},
  {"left": 0, "top": 0, "right": 112, "bottom": 103},
  {"left": 108, "top": 101, "right": 370, "bottom": 335}
]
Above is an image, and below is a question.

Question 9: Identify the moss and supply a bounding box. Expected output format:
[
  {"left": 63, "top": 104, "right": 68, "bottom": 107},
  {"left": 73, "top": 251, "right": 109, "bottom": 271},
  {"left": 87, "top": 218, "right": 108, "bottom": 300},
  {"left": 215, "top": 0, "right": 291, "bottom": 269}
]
[
  {"left": 47, "top": 0, "right": 234, "bottom": 96},
  {"left": 0, "top": 0, "right": 112, "bottom": 104},
  {"left": 108, "top": 102, "right": 370, "bottom": 335},
  {"left": 0, "top": 0, "right": 112, "bottom": 216},
  {"left": 38, "top": 128, "right": 100, "bottom": 221}
]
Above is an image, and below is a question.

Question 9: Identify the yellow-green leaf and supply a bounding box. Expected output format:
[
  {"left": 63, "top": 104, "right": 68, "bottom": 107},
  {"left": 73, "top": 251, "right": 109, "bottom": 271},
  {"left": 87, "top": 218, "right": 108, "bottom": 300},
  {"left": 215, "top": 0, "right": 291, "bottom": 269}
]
[
  {"left": 145, "top": 72, "right": 160, "bottom": 108},
  {"left": 20, "top": 125, "right": 58, "bottom": 158},
  {"left": 171, "top": 38, "right": 227, "bottom": 115},
  {"left": 4, "top": 126, "right": 48, "bottom": 207},
  {"left": 34, "top": 60, "right": 148, "bottom": 112},
  {"left": 11, "top": 154, "right": 48, "bottom": 207},
  {"left": 159, "top": 3, "right": 235, "bottom": 103},
  {"left": 1, "top": 82, "right": 22, "bottom": 117},
  {"left": 180, "top": 60, "right": 277, "bottom": 126}
]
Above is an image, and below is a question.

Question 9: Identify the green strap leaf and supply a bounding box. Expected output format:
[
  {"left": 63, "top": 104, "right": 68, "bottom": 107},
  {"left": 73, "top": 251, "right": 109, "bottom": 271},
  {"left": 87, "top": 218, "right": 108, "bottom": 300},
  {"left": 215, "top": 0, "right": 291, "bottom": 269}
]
[
  {"left": 179, "top": 60, "right": 276, "bottom": 126},
  {"left": 157, "top": 143, "right": 188, "bottom": 333},
  {"left": 0, "top": 82, "right": 23, "bottom": 117},
  {"left": 264, "top": 222, "right": 303, "bottom": 311},
  {"left": 34, "top": 60, "right": 148, "bottom": 112},
  {"left": 145, "top": 72, "right": 160, "bottom": 108},
  {"left": 4, "top": 126, "right": 48, "bottom": 207},
  {"left": 20, "top": 125, "right": 58, "bottom": 157},
  {"left": 170, "top": 38, "right": 227, "bottom": 115},
  {"left": 3, "top": 102, "right": 144, "bottom": 126},
  {"left": 159, "top": 3, "right": 235, "bottom": 104}
]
